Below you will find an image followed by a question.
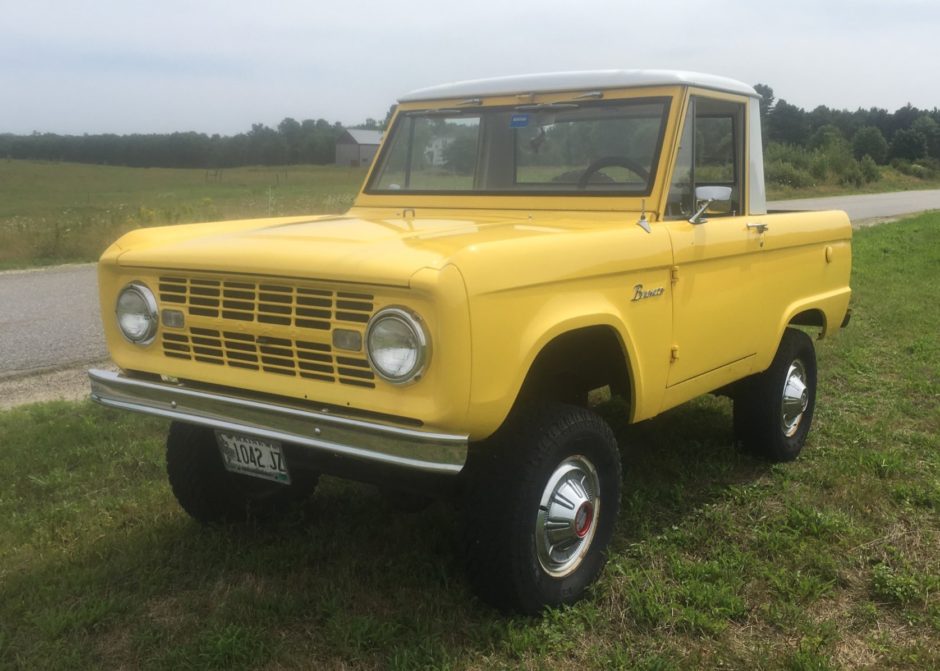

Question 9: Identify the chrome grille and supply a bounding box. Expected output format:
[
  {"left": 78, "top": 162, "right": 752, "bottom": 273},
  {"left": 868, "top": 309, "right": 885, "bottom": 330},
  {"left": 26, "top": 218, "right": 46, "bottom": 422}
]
[{"left": 157, "top": 275, "right": 376, "bottom": 388}]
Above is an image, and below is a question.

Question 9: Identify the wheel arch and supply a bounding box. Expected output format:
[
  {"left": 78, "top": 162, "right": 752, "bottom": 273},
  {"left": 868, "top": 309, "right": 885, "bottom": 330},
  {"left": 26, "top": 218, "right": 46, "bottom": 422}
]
[
  {"left": 788, "top": 308, "right": 827, "bottom": 331},
  {"left": 759, "top": 289, "right": 851, "bottom": 372},
  {"left": 510, "top": 319, "right": 639, "bottom": 423}
]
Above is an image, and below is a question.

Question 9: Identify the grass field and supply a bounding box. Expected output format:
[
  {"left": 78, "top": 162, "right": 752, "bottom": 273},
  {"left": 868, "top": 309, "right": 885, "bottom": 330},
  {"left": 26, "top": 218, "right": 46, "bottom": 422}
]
[
  {"left": 2, "top": 158, "right": 939, "bottom": 270},
  {"left": 1, "top": 215, "right": 937, "bottom": 669},
  {"left": 0, "top": 160, "right": 367, "bottom": 269}
]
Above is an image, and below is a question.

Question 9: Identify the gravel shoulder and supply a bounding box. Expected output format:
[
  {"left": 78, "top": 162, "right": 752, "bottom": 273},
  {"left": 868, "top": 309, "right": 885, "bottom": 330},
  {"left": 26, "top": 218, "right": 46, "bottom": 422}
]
[{"left": 0, "top": 360, "right": 116, "bottom": 411}]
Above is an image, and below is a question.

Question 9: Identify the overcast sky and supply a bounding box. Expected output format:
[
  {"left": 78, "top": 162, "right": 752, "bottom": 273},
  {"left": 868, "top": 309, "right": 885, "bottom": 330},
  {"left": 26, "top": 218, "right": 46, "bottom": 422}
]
[{"left": 2, "top": 0, "right": 937, "bottom": 136}]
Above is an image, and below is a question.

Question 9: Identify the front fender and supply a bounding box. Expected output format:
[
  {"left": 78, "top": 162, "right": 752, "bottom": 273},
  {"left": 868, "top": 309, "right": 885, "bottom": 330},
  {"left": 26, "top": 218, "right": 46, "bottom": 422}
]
[{"left": 462, "top": 271, "right": 673, "bottom": 439}]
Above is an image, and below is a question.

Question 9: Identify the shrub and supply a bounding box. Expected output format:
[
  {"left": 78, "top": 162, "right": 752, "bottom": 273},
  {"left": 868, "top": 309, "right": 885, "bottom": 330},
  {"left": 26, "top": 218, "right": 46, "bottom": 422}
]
[
  {"left": 818, "top": 137, "right": 856, "bottom": 177},
  {"left": 810, "top": 156, "right": 829, "bottom": 181},
  {"left": 766, "top": 143, "right": 813, "bottom": 171},
  {"left": 917, "top": 157, "right": 940, "bottom": 175},
  {"left": 765, "top": 160, "right": 814, "bottom": 188},
  {"left": 891, "top": 159, "right": 931, "bottom": 179},
  {"left": 839, "top": 162, "right": 865, "bottom": 188},
  {"left": 859, "top": 155, "right": 880, "bottom": 183}
]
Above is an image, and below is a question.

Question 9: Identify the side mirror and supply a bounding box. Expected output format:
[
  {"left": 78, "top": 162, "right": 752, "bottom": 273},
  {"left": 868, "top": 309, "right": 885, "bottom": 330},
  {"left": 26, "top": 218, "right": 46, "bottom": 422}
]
[{"left": 689, "top": 186, "right": 733, "bottom": 225}]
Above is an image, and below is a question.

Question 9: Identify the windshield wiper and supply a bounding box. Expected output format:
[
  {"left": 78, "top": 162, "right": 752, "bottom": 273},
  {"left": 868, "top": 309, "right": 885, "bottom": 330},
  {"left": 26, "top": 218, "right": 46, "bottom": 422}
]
[
  {"left": 513, "top": 102, "right": 580, "bottom": 111},
  {"left": 408, "top": 108, "right": 466, "bottom": 116}
]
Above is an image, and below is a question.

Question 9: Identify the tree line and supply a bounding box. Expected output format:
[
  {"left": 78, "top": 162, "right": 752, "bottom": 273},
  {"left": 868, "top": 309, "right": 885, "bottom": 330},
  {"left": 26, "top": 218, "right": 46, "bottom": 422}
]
[
  {"left": 751, "top": 84, "right": 940, "bottom": 189},
  {"left": 0, "top": 116, "right": 385, "bottom": 169},
  {"left": 1, "top": 89, "right": 939, "bottom": 173},
  {"left": 754, "top": 84, "right": 940, "bottom": 164}
]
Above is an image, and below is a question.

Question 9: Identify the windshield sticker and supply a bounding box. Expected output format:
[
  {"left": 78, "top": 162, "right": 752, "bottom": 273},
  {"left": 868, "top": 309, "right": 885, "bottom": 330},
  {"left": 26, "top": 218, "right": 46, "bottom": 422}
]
[{"left": 510, "top": 114, "right": 530, "bottom": 128}]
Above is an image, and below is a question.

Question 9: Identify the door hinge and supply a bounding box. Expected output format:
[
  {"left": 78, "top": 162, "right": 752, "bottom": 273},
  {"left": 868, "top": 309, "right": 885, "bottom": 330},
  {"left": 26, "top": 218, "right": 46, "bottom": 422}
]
[
  {"left": 670, "top": 345, "right": 680, "bottom": 362},
  {"left": 670, "top": 266, "right": 680, "bottom": 284}
]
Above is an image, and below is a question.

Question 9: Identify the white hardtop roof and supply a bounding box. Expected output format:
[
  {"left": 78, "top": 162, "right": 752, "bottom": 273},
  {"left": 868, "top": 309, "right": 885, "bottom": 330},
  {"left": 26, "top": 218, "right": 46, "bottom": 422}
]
[{"left": 399, "top": 70, "right": 757, "bottom": 102}]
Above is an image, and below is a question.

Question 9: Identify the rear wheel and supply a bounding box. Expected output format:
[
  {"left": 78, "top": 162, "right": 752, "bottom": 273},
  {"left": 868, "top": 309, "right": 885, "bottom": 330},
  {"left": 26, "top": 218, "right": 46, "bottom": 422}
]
[
  {"left": 461, "top": 403, "right": 622, "bottom": 613},
  {"left": 734, "top": 328, "right": 817, "bottom": 462},
  {"left": 166, "top": 422, "right": 318, "bottom": 524}
]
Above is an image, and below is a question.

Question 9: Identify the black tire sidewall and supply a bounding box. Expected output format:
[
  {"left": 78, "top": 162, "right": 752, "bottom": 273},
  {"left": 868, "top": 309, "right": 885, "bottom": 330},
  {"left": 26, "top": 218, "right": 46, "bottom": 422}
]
[
  {"left": 462, "top": 403, "right": 621, "bottom": 614},
  {"left": 737, "top": 328, "right": 817, "bottom": 462},
  {"left": 514, "top": 419, "right": 621, "bottom": 612}
]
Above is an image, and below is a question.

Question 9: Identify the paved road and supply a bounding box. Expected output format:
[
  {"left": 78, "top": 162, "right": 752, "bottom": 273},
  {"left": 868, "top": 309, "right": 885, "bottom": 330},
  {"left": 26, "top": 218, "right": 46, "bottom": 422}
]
[
  {"left": 0, "top": 264, "right": 105, "bottom": 377},
  {"left": 769, "top": 189, "right": 940, "bottom": 222},
  {"left": 2, "top": 189, "right": 939, "bottom": 378}
]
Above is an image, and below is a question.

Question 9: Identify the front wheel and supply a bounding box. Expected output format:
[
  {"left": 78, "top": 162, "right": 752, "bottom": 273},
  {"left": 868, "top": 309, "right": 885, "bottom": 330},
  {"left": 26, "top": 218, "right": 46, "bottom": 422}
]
[
  {"left": 734, "top": 328, "right": 818, "bottom": 462},
  {"left": 461, "top": 403, "right": 622, "bottom": 614}
]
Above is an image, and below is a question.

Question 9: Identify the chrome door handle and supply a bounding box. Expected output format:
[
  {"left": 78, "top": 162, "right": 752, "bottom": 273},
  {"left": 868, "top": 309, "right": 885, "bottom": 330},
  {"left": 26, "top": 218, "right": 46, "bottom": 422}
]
[{"left": 747, "top": 222, "right": 769, "bottom": 234}]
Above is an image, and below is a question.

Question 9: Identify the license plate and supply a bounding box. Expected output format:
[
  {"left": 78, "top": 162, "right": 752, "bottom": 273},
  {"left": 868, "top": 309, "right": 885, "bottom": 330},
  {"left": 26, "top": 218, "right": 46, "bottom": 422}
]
[{"left": 216, "top": 431, "right": 291, "bottom": 484}]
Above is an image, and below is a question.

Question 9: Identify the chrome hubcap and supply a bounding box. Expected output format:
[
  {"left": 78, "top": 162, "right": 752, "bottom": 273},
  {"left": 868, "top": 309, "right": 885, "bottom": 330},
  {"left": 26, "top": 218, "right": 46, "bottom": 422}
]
[
  {"left": 781, "top": 359, "right": 809, "bottom": 437},
  {"left": 536, "top": 456, "right": 600, "bottom": 577}
]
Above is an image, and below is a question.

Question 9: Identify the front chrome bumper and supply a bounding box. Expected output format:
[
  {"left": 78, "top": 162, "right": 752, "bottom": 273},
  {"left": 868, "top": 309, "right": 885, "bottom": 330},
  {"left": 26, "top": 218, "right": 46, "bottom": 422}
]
[{"left": 88, "top": 369, "right": 467, "bottom": 475}]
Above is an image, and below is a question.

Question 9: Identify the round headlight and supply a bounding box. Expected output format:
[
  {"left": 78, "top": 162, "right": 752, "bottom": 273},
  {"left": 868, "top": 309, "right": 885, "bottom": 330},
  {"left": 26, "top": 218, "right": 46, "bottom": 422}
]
[
  {"left": 115, "top": 282, "right": 158, "bottom": 344},
  {"left": 366, "top": 307, "right": 429, "bottom": 384}
]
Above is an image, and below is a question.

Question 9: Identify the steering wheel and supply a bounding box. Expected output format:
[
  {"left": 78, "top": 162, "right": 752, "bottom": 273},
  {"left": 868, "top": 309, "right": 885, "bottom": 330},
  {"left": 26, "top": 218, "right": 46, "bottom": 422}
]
[{"left": 577, "top": 156, "right": 650, "bottom": 189}]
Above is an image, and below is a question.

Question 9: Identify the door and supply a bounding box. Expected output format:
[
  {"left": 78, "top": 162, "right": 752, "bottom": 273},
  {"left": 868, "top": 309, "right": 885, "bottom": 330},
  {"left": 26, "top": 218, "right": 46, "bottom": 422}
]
[{"left": 664, "top": 95, "right": 765, "bottom": 386}]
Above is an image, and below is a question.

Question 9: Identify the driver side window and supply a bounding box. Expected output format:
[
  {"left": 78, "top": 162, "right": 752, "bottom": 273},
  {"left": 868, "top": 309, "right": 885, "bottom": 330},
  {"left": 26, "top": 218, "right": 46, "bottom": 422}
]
[{"left": 666, "top": 96, "right": 745, "bottom": 218}]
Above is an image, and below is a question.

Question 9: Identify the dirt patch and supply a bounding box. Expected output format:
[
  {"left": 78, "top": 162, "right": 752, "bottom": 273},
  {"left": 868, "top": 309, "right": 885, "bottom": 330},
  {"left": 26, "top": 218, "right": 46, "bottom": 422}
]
[
  {"left": 852, "top": 216, "right": 901, "bottom": 229},
  {"left": 0, "top": 361, "right": 116, "bottom": 410}
]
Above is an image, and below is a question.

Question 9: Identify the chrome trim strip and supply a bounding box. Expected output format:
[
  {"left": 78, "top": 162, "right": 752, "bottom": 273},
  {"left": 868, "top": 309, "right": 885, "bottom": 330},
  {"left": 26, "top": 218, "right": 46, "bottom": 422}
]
[{"left": 88, "top": 369, "right": 467, "bottom": 475}]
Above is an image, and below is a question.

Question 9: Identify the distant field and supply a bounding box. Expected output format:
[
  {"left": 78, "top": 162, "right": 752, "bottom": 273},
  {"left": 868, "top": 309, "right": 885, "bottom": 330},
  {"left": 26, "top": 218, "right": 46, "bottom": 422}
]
[
  {"left": 0, "top": 160, "right": 367, "bottom": 269},
  {"left": 2, "top": 158, "right": 940, "bottom": 270},
  {"left": 0, "top": 216, "right": 937, "bottom": 669}
]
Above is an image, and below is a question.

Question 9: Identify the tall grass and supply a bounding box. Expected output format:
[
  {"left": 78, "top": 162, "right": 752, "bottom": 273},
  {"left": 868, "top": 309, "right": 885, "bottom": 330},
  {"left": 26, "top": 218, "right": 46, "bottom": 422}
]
[{"left": 0, "top": 161, "right": 366, "bottom": 269}]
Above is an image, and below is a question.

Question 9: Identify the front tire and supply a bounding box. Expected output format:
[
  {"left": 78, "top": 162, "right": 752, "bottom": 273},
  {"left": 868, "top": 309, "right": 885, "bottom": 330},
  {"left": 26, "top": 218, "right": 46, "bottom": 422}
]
[
  {"left": 166, "top": 422, "right": 318, "bottom": 524},
  {"left": 461, "top": 403, "right": 622, "bottom": 614},
  {"left": 734, "top": 328, "right": 817, "bottom": 462}
]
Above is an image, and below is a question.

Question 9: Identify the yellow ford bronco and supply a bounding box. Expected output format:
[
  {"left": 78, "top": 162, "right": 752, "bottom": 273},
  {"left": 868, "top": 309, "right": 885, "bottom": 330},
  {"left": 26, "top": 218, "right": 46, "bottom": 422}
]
[{"left": 89, "top": 70, "right": 852, "bottom": 613}]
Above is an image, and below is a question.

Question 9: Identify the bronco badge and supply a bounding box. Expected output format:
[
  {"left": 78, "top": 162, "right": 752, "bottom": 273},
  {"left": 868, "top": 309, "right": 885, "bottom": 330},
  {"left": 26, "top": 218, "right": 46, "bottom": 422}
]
[{"left": 632, "top": 284, "right": 665, "bottom": 302}]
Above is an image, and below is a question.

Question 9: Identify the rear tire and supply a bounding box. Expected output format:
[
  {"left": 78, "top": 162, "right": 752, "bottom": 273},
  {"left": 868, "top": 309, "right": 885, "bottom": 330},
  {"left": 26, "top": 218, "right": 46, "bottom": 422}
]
[
  {"left": 166, "top": 422, "right": 318, "bottom": 524},
  {"left": 461, "top": 403, "right": 622, "bottom": 614},
  {"left": 734, "top": 328, "right": 817, "bottom": 462}
]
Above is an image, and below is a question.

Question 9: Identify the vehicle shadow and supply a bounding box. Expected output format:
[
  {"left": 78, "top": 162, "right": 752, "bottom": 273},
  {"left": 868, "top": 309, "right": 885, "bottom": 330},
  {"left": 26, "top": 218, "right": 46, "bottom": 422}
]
[
  {"left": 3, "top": 396, "right": 772, "bottom": 667},
  {"left": 599, "top": 395, "right": 772, "bottom": 551}
]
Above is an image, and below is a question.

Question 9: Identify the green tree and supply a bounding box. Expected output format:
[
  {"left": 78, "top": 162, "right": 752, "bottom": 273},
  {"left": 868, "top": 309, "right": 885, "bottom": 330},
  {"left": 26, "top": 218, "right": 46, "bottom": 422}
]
[
  {"left": 383, "top": 104, "right": 398, "bottom": 129},
  {"left": 852, "top": 126, "right": 888, "bottom": 164},
  {"left": 277, "top": 118, "right": 303, "bottom": 163},
  {"left": 769, "top": 99, "right": 809, "bottom": 146},
  {"left": 810, "top": 124, "right": 845, "bottom": 150},
  {"left": 753, "top": 84, "right": 775, "bottom": 120},
  {"left": 890, "top": 128, "right": 927, "bottom": 161},
  {"left": 911, "top": 115, "right": 940, "bottom": 159}
]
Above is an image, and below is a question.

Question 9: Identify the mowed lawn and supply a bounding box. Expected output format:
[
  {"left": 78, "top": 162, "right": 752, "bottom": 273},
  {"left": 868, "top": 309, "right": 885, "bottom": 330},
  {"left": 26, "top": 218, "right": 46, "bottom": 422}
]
[
  {"left": 0, "top": 160, "right": 367, "bottom": 269},
  {"left": 0, "top": 216, "right": 938, "bottom": 670}
]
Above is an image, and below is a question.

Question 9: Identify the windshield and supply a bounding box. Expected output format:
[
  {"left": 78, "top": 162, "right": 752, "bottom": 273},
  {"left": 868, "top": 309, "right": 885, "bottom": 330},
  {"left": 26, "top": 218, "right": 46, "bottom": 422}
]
[{"left": 367, "top": 98, "right": 669, "bottom": 196}]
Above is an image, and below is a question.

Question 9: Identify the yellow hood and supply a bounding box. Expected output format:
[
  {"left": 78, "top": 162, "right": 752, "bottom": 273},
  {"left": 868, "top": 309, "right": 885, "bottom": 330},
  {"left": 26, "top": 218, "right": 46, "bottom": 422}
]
[{"left": 109, "top": 208, "right": 632, "bottom": 287}]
